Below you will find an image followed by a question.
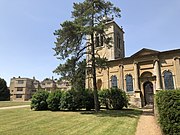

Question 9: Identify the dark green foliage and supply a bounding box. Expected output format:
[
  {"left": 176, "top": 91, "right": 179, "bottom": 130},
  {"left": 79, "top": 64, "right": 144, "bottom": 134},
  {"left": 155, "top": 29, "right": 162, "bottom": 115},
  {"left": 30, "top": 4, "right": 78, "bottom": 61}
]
[
  {"left": 99, "top": 88, "right": 128, "bottom": 110},
  {"left": 74, "top": 60, "right": 86, "bottom": 90},
  {"left": 156, "top": 90, "right": 180, "bottom": 135},
  {"left": 31, "top": 88, "right": 128, "bottom": 111},
  {"left": 60, "top": 89, "right": 81, "bottom": 111},
  {"left": 54, "top": 0, "right": 121, "bottom": 112},
  {"left": 54, "top": 59, "right": 86, "bottom": 91},
  {"left": 81, "top": 89, "right": 94, "bottom": 111},
  {"left": 47, "top": 90, "right": 62, "bottom": 111},
  {"left": 109, "top": 88, "right": 128, "bottom": 110},
  {"left": 31, "top": 89, "right": 94, "bottom": 111},
  {"left": 0, "top": 78, "right": 10, "bottom": 101},
  {"left": 60, "top": 89, "right": 94, "bottom": 111},
  {"left": 98, "top": 89, "right": 110, "bottom": 109},
  {"left": 31, "top": 90, "right": 49, "bottom": 111}
]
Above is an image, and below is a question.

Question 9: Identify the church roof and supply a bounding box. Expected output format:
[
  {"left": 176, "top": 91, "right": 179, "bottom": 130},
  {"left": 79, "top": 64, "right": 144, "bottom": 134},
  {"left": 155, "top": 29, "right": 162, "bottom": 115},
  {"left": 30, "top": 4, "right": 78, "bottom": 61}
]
[
  {"left": 107, "top": 48, "right": 180, "bottom": 63},
  {"left": 130, "top": 48, "right": 160, "bottom": 58}
]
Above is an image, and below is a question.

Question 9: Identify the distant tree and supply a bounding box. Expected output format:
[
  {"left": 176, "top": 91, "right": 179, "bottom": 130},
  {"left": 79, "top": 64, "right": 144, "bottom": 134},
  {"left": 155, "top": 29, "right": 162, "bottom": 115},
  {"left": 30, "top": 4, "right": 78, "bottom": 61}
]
[
  {"left": 0, "top": 78, "right": 10, "bottom": 101},
  {"left": 54, "top": 58, "right": 86, "bottom": 90},
  {"left": 53, "top": 0, "right": 121, "bottom": 112}
]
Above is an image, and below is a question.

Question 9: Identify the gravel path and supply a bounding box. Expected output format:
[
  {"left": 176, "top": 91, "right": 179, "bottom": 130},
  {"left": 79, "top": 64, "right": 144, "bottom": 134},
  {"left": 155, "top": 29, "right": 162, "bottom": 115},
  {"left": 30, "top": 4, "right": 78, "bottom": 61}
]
[
  {"left": 135, "top": 108, "right": 162, "bottom": 135},
  {"left": 0, "top": 105, "right": 30, "bottom": 110}
]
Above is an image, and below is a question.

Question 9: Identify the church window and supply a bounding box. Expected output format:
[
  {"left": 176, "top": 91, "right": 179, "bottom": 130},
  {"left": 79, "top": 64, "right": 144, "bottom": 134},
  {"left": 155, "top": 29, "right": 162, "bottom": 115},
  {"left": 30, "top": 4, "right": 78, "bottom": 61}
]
[
  {"left": 117, "top": 36, "right": 121, "bottom": 49},
  {"left": 111, "top": 75, "right": 117, "bottom": 88},
  {"left": 100, "top": 35, "right": 103, "bottom": 46},
  {"left": 95, "top": 36, "right": 100, "bottom": 47},
  {"left": 95, "top": 34, "right": 103, "bottom": 47},
  {"left": 164, "top": 71, "right": 174, "bottom": 90},
  {"left": 126, "top": 75, "right": 133, "bottom": 92},
  {"left": 97, "top": 79, "right": 102, "bottom": 90}
]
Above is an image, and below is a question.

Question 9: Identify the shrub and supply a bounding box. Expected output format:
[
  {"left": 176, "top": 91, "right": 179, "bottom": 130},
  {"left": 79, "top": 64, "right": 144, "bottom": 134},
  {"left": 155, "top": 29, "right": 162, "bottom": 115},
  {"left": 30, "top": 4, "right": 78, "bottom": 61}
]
[
  {"left": 98, "top": 89, "right": 110, "bottom": 109},
  {"left": 31, "top": 90, "right": 49, "bottom": 111},
  {"left": 156, "top": 90, "right": 180, "bottom": 135},
  {"left": 99, "top": 88, "right": 128, "bottom": 110},
  {"left": 81, "top": 89, "right": 94, "bottom": 111},
  {"left": 60, "top": 89, "right": 81, "bottom": 111},
  {"left": 60, "top": 89, "right": 94, "bottom": 111},
  {"left": 47, "top": 90, "right": 62, "bottom": 111},
  {"left": 109, "top": 88, "right": 128, "bottom": 109}
]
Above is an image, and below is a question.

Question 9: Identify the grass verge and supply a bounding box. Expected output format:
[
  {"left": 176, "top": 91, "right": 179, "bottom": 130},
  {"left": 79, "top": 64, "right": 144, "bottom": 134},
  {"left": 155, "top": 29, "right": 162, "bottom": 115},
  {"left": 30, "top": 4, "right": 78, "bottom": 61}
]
[
  {"left": 0, "top": 108, "right": 142, "bottom": 135},
  {"left": 0, "top": 101, "right": 30, "bottom": 107}
]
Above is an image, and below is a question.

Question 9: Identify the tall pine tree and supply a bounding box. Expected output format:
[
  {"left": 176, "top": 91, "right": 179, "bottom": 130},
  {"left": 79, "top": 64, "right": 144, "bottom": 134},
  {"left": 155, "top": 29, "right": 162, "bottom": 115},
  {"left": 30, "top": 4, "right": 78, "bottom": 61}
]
[{"left": 54, "top": 0, "right": 120, "bottom": 112}]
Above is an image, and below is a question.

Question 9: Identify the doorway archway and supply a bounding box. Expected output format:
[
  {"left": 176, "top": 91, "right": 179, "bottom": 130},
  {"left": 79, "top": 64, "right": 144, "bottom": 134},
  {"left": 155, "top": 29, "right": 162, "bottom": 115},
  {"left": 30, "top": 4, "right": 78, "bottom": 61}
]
[{"left": 143, "top": 81, "right": 154, "bottom": 105}]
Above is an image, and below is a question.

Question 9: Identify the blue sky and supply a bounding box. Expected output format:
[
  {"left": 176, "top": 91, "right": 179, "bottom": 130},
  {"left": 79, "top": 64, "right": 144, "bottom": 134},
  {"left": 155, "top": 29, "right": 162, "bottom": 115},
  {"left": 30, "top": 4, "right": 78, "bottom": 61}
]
[{"left": 0, "top": 0, "right": 180, "bottom": 86}]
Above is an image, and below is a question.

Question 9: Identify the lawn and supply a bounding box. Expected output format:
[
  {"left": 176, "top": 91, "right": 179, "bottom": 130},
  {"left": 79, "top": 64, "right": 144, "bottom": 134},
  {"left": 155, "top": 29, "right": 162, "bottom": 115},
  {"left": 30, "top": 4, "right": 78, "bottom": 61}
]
[
  {"left": 0, "top": 101, "right": 30, "bottom": 107},
  {"left": 0, "top": 108, "right": 142, "bottom": 135}
]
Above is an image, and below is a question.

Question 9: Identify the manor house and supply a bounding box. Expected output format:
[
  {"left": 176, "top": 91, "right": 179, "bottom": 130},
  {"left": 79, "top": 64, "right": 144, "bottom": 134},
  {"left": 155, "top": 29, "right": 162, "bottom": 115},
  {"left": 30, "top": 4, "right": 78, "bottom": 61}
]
[
  {"left": 86, "top": 19, "right": 180, "bottom": 107},
  {"left": 10, "top": 76, "right": 71, "bottom": 101}
]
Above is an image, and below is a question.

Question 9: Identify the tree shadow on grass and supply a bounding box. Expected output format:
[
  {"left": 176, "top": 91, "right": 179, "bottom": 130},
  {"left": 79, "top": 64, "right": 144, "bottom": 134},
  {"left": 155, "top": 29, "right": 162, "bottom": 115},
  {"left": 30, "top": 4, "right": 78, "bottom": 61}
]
[{"left": 80, "top": 109, "right": 142, "bottom": 118}]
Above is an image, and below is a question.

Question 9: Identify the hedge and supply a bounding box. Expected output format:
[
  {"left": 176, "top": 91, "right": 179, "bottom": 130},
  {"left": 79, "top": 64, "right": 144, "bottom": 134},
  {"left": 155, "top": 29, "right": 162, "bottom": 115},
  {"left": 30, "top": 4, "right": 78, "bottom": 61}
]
[
  {"left": 156, "top": 90, "right": 180, "bottom": 135},
  {"left": 31, "top": 90, "right": 49, "bottom": 111},
  {"left": 60, "top": 89, "right": 94, "bottom": 111},
  {"left": 31, "top": 88, "right": 128, "bottom": 111},
  {"left": 60, "top": 89, "right": 81, "bottom": 111},
  {"left": 99, "top": 88, "right": 128, "bottom": 110},
  {"left": 47, "top": 90, "right": 62, "bottom": 111},
  {"left": 81, "top": 89, "right": 94, "bottom": 111}
]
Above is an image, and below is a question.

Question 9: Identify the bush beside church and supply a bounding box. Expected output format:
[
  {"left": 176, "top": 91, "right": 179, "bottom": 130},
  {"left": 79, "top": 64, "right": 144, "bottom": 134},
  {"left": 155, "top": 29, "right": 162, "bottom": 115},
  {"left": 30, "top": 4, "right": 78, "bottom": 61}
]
[
  {"left": 31, "top": 88, "right": 128, "bottom": 111},
  {"left": 156, "top": 90, "right": 180, "bottom": 135}
]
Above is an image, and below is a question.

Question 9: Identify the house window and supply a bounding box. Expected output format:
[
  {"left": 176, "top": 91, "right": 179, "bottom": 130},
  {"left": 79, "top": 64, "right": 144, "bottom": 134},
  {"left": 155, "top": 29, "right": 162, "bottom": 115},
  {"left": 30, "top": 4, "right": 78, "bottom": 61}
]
[
  {"left": 16, "top": 94, "right": 22, "bottom": 98},
  {"left": 164, "top": 71, "right": 174, "bottom": 90},
  {"left": 126, "top": 75, "right": 133, "bottom": 92},
  {"left": 32, "top": 89, "right": 36, "bottom": 92},
  {"left": 33, "top": 83, "right": 38, "bottom": 85},
  {"left": 46, "top": 88, "right": 51, "bottom": 92},
  {"left": 17, "top": 87, "right": 23, "bottom": 91},
  {"left": 111, "top": 75, "right": 117, "bottom": 88},
  {"left": 17, "top": 80, "right": 24, "bottom": 84}
]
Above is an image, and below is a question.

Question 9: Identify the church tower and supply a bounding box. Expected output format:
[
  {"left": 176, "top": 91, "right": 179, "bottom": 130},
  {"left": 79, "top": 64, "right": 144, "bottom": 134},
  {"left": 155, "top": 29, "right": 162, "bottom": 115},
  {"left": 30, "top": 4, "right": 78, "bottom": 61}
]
[
  {"left": 86, "top": 18, "right": 125, "bottom": 89},
  {"left": 95, "top": 19, "right": 125, "bottom": 61},
  {"left": 86, "top": 19, "right": 125, "bottom": 64}
]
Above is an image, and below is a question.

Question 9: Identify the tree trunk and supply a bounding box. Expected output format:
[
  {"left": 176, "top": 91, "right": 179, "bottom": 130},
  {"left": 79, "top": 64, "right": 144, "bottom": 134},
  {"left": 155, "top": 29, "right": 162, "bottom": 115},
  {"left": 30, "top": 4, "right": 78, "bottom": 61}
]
[
  {"left": 91, "top": 34, "right": 100, "bottom": 112},
  {"left": 90, "top": 0, "right": 100, "bottom": 112}
]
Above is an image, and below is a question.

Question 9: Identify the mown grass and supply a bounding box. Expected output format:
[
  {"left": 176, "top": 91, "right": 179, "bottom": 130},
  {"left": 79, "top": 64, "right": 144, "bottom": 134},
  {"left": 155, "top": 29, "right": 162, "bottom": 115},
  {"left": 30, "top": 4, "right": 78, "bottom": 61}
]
[
  {"left": 0, "top": 108, "right": 142, "bottom": 135},
  {"left": 0, "top": 101, "right": 30, "bottom": 107}
]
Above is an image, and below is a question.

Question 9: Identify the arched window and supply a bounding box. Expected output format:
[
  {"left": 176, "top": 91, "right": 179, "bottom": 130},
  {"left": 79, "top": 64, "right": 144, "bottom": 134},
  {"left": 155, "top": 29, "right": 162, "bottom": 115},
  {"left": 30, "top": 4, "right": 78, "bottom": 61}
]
[
  {"left": 111, "top": 75, "right": 117, "bottom": 88},
  {"left": 164, "top": 71, "right": 174, "bottom": 90},
  {"left": 126, "top": 75, "right": 133, "bottom": 92},
  {"left": 97, "top": 79, "right": 102, "bottom": 90}
]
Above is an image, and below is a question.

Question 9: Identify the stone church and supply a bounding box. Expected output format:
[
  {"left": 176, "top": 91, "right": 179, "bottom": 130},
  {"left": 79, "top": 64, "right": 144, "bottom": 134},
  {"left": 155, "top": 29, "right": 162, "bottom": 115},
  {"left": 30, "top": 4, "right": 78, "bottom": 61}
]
[{"left": 86, "top": 19, "right": 180, "bottom": 108}]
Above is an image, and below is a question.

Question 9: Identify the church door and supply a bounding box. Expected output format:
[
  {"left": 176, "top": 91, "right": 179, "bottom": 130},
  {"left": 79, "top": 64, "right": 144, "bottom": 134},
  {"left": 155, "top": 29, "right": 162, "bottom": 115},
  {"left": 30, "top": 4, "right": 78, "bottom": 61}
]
[{"left": 143, "top": 81, "right": 154, "bottom": 105}]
